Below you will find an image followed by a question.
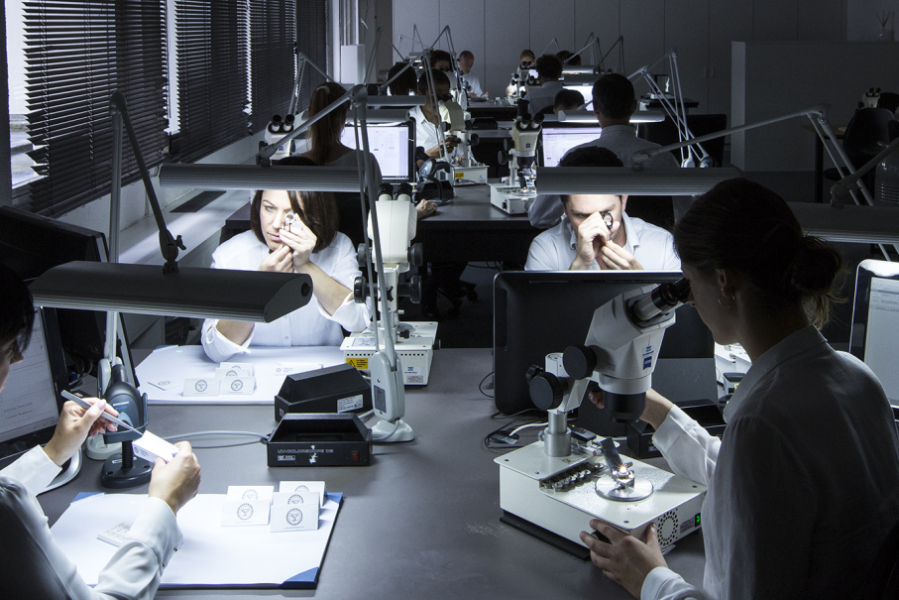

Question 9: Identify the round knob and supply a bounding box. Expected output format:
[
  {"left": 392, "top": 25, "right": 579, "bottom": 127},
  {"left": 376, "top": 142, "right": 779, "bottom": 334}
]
[
  {"left": 529, "top": 372, "right": 565, "bottom": 411},
  {"left": 563, "top": 345, "right": 597, "bottom": 379},
  {"left": 353, "top": 276, "right": 368, "bottom": 303},
  {"left": 408, "top": 243, "right": 424, "bottom": 267},
  {"left": 356, "top": 243, "right": 369, "bottom": 269},
  {"left": 408, "top": 275, "right": 422, "bottom": 305},
  {"left": 469, "top": 133, "right": 480, "bottom": 147}
]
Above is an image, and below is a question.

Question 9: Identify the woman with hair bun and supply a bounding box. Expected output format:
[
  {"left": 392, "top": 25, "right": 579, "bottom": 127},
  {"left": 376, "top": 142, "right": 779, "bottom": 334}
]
[{"left": 580, "top": 179, "right": 899, "bottom": 600}]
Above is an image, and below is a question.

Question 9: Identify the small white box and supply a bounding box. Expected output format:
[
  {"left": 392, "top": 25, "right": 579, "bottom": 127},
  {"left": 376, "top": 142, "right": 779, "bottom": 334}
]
[
  {"left": 220, "top": 377, "right": 256, "bottom": 395},
  {"left": 270, "top": 503, "right": 318, "bottom": 532},
  {"left": 183, "top": 378, "right": 220, "bottom": 396},
  {"left": 227, "top": 485, "right": 274, "bottom": 501},
  {"left": 272, "top": 491, "right": 320, "bottom": 509},
  {"left": 133, "top": 431, "right": 179, "bottom": 464},
  {"left": 147, "top": 378, "right": 179, "bottom": 391},
  {"left": 220, "top": 362, "right": 255, "bottom": 376},
  {"left": 215, "top": 367, "right": 251, "bottom": 378},
  {"left": 221, "top": 499, "right": 271, "bottom": 527},
  {"left": 278, "top": 481, "right": 326, "bottom": 506}
]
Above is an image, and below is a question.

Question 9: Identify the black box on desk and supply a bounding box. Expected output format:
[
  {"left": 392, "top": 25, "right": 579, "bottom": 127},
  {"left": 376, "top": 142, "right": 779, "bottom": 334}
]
[
  {"left": 274, "top": 364, "right": 371, "bottom": 422},
  {"left": 268, "top": 413, "right": 372, "bottom": 467},
  {"left": 626, "top": 400, "right": 726, "bottom": 459}
]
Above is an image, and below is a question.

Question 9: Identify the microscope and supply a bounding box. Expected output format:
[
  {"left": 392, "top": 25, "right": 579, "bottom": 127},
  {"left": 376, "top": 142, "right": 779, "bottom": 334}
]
[
  {"left": 438, "top": 98, "right": 488, "bottom": 186},
  {"left": 261, "top": 114, "right": 296, "bottom": 160},
  {"left": 507, "top": 61, "right": 538, "bottom": 101},
  {"left": 341, "top": 183, "right": 438, "bottom": 386},
  {"left": 494, "top": 279, "right": 708, "bottom": 554},
  {"left": 489, "top": 100, "right": 542, "bottom": 214}
]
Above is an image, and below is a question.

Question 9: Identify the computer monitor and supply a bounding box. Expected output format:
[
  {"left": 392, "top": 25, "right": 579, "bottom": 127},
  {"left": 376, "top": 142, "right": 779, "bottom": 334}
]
[
  {"left": 0, "top": 308, "right": 68, "bottom": 466},
  {"left": 493, "top": 271, "right": 716, "bottom": 435},
  {"left": 849, "top": 259, "right": 899, "bottom": 406},
  {"left": 339, "top": 122, "right": 414, "bottom": 182},
  {"left": 0, "top": 206, "right": 136, "bottom": 385},
  {"left": 538, "top": 124, "right": 603, "bottom": 167}
]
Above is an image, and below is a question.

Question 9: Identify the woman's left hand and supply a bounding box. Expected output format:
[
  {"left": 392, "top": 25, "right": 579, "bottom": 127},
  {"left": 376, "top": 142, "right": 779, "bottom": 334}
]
[
  {"left": 279, "top": 220, "right": 317, "bottom": 269},
  {"left": 579, "top": 521, "right": 668, "bottom": 599},
  {"left": 44, "top": 398, "right": 119, "bottom": 466}
]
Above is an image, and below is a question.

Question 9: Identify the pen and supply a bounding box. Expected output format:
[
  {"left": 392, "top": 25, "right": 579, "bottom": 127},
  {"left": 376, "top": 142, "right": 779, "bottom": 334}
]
[{"left": 60, "top": 390, "right": 141, "bottom": 435}]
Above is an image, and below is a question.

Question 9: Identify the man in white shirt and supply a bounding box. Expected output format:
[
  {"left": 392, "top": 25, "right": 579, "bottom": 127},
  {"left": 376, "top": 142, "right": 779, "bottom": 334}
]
[
  {"left": 525, "top": 54, "right": 565, "bottom": 116},
  {"left": 409, "top": 69, "right": 460, "bottom": 168},
  {"left": 525, "top": 147, "right": 680, "bottom": 272},
  {"left": 458, "top": 50, "right": 486, "bottom": 98},
  {"left": 528, "top": 73, "right": 681, "bottom": 229}
]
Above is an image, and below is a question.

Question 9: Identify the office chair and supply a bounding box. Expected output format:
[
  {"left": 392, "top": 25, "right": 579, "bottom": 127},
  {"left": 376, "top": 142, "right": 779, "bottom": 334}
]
[
  {"left": 824, "top": 107, "right": 896, "bottom": 188},
  {"left": 862, "top": 518, "right": 899, "bottom": 600},
  {"left": 877, "top": 92, "right": 899, "bottom": 114}
]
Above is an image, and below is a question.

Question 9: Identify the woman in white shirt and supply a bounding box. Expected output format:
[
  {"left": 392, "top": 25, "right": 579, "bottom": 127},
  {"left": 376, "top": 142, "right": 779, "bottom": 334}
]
[
  {"left": 202, "top": 157, "right": 371, "bottom": 362},
  {"left": 0, "top": 264, "right": 201, "bottom": 598},
  {"left": 580, "top": 178, "right": 899, "bottom": 600}
]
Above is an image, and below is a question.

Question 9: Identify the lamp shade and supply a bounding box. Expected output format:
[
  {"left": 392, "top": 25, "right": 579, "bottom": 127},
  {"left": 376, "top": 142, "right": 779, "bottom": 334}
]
[
  {"left": 30, "top": 262, "right": 313, "bottom": 322},
  {"left": 365, "top": 96, "right": 426, "bottom": 107},
  {"left": 556, "top": 110, "right": 665, "bottom": 124},
  {"left": 789, "top": 203, "right": 899, "bottom": 245},
  {"left": 535, "top": 167, "right": 741, "bottom": 196},
  {"left": 159, "top": 164, "right": 363, "bottom": 192}
]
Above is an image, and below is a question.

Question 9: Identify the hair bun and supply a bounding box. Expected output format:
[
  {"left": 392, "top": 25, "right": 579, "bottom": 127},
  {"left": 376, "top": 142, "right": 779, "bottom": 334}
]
[{"left": 784, "top": 236, "right": 842, "bottom": 296}]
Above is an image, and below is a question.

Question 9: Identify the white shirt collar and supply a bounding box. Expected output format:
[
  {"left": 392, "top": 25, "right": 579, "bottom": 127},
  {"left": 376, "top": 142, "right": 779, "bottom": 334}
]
[{"left": 723, "top": 325, "right": 828, "bottom": 422}]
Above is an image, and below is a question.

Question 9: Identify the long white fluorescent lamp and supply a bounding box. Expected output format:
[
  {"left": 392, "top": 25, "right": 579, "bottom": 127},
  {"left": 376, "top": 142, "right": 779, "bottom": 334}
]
[
  {"left": 789, "top": 203, "right": 899, "bottom": 245},
  {"left": 30, "top": 262, "right": 312, "bottom": 322},
  {"left": 555, "top": 110, "right": 665, "bottom": 124},
  {"left": 366, "top": 96, "right": 426, "bottom": 107},
  {"left": 535, "top": 167, "right": 741, "bottom": 196},
  {"left": 159, "top": 164, "right": 362, "bottom": 192}
]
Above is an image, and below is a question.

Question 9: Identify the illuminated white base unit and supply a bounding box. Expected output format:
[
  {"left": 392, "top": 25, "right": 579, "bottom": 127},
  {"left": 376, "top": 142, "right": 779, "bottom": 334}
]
[
  {"left": 495, "top": 440, "right": 706, "bottom": 553},
  {"left": 341, "top": 321, "right": 437, "bottom": 386},
  {"left": 452, "top": 165, "right": 489, "bottom": 186},
  {"left": 489, "top": 182, "right": 536, "bottom": 215}
]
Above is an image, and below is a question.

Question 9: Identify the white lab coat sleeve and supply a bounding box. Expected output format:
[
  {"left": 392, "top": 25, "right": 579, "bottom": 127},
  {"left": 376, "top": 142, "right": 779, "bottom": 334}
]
[
  {"left": 642, "top": 567, "right": 713, "bottom": 600},
  {"left": 651, "top": 405, "right": 720, "bottom": 486},
  {"left": 315, "top": 238, "right": 371, "bottom": 333},
  {"left": 200, "top": 248, "right": 255, "bottom": 362},
  {"left": 0, "top": 450, "right": 181, "bottom": 600},
  {"left": 528, "top": 194, "right": 564, "bottom": 229}
]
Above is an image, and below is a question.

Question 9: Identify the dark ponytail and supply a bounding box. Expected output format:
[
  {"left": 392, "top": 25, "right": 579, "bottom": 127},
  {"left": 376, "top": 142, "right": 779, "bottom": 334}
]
[
  {"left": 674, "top": 178, "right": 843, "bottom": 328},
  {"left": 307, "top": 82, "right": 348, "bottom": 166}
]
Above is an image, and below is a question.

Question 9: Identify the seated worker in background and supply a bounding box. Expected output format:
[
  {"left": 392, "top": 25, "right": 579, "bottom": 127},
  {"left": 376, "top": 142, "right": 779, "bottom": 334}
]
[
  {"left": 410, "top": 69, "right": 460, "bottom": 167},
  {"left": 581, "top": 178, "right": 899, "bottom": 600},
  {"left": 525, "top": 147, "right": 680, "bottom": 272},
  {"left": 528, "top": 74, "right": 679, "bottom": 229},
  {"left": 553, "top": 89, "right": 585, "bottom": 114},
  {"left": 202, "top": 160, "right": 372, "bottom": 362},
  {"left": 428, "top": 49, "right": 453, "bottom": 72},
  {"left": 458, "top": 50, "right": 486, "bottom": 98},
  {"left": 519, "top": 48, "right": 536, "bottom": 68},
  {"left": 386, "top": 61, "right": 417, "bottom": 96},
  {"left": 0, "top": 264, "right": 202, "bottom": 598},
  {"left": 556, "top": 49, "right": 580, "bottom": 66},
  {"left": 526, "top": 54, "right": 564, "bottom": 116}
]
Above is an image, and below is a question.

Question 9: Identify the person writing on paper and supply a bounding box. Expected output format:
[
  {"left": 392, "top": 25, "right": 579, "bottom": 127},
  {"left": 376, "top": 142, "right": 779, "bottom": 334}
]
[
  {"left": 202, "top": 163, "right": 372, "bottom": 362},
  {"left": 579, "top": 179, "right": 899, "bottom": 600},
  {"left": 0, "top": 264, "right": 202, "bottom": 599},
  {"left": 525, "top": 147, "right": 679, "bottom": 272}
]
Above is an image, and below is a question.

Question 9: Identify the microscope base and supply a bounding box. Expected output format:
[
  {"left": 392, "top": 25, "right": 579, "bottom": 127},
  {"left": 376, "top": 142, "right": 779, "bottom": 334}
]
[
  {"left": 489, "top": 183, "right": 536, "bottom": 215},
  {"left": 495, "top": 440, "right": 706, "bottom": 554},
  {"left": 341, "top": 321, "right": 437, "bottom": 385},
  {"left": 452, "top": 165, "right": 489, "bottom": 186}
]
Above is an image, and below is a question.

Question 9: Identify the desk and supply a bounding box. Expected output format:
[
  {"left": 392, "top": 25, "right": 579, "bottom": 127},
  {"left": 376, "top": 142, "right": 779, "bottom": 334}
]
[
  {"left": 38, "top": 348, "right": 705, "bottom": 598},
  {"left": 223, "top": 185, "right": 539, "bottom": 264}
]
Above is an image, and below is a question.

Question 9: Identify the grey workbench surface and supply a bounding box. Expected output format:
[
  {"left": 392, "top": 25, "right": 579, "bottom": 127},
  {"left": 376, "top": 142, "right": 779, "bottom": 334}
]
[{"left": 39, "top": 348, "right": 705, "bottom": 598}]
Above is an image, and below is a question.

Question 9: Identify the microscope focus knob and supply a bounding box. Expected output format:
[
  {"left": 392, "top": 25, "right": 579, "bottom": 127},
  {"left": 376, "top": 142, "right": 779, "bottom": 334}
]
[
  {"left": 356, "top": 243, "right": 369, "bottom": 269},
  {"left": 563, "top": 345, "right": 597, "bottom": 380},
  {"left": 353, "top": 276, "right": 369, "bottom": 303},
  {"left": 408, "top": 243, "right": 424, "bottom": 267},
  {"left": 528, "top": 372, "right": 565, "bottom": 411},
  {"left": 408, "top": 275, "right": 422, "bottom": 305}
]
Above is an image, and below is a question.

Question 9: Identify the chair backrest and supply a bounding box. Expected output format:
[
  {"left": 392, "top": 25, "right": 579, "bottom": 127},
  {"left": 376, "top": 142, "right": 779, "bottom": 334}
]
[
  {"left": 843, "top": 108, "right": 895, "bottom": 159},
  {"left": 862, "top": 518, "right": 899, "bottom": 600},
  {"left": 877, "top": 92, "right": 899, "bottom": 114}
]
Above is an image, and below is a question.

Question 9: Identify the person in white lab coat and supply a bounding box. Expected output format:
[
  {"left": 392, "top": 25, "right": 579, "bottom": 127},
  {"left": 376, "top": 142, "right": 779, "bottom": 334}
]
[
  {"left": 0, "top": 264, "right": 202, "bottom": 599},
  {"left": 580, "top": 178, "right": 899, "bottom": 600},
  {"left": 202, "top": 157, "right": 372, "bottom": 362}
]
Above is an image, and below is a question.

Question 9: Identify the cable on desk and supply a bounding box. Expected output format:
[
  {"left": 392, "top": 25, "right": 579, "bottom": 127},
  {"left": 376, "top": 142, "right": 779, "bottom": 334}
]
[
  {"left": 163, "top": 430, "right": 270, "bottom": 449},
  {"left": 478, "top": 371, "right": 494, "bottom": 398},
  {"left": 370, "top": 420, "right": 400, "bottom": 443},
  {"left": 510, "top": 422, "right": 546, "bottom": 437}
]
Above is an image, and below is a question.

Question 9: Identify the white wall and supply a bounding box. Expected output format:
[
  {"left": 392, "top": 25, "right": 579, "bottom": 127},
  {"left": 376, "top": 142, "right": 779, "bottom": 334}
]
[
  {"left": 392, "top": 0, "right": 849, "bottom": 124},
  {"left": 847, "top": 0, "right": 899, "bottom": 41}
]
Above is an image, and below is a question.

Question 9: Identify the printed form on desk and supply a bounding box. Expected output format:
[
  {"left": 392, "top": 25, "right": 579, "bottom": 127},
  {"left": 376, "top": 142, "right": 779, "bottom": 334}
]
[
  {"left": 137, "top": 345, "right": 346, "bottom": 405},
  {"left": 51, "top": 492, "right": 344, "bottom": 589}
]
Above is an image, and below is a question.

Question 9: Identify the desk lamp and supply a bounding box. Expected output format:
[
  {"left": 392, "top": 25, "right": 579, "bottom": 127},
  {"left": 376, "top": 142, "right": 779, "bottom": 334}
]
[
  {"left": 30, "top": 92, "right": 313, "bottom": 488},
  {"left": 159, "top": 85, "right": 413, "bottom": 442}
]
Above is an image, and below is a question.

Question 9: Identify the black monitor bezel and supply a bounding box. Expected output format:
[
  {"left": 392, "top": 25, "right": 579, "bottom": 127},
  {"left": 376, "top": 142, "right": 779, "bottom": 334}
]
[{"left": 849, "top": 259, "right": 899, "bottom": 363}]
